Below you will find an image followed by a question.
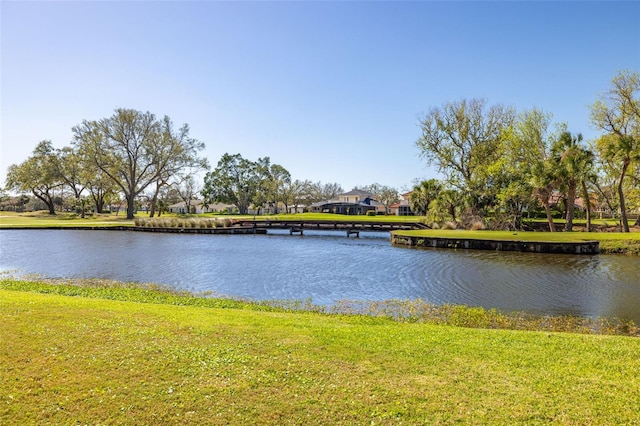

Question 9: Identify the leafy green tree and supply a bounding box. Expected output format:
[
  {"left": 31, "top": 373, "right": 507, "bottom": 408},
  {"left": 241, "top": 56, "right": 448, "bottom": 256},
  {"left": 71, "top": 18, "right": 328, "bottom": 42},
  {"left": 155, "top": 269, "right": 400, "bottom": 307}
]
[
  {"left": 281, "top": 179, "right": 312, "bottom": 213},
  {"left": 551, "top": 131, "right": 594, "bottom": 232},
  {"left": 415, "top": 98, "right": 515, "bottom": 213},
  {"left": 73, "top": 108, "right": 206, "bottom": 219},
  {"left": 202, "top": 153, "right": 261, "bottom": 215},
  {"left": 84, "top": 168, "right": 117, "bottom": 214},
  {"left": 433, "top": 188, "right": 463, "bottom": 222},
  {"left": 410, "top": 179, "right": 442, "bottom": 216},
  {"left": 590, "top": 70, "right": 640, "bottom": 232},
  {"left": 5, "top": 141, "right": 64, "bottom": 215},
  {"left": 53, "top": 147, "right": 86, "bottom": 201},
  {"left": 255, "top": 158, "right": 291, "bottom": 214},
  {"left": 503, "top": 109, "right": 558, "bottom": 231},
  {"left": 529, "top": 160, "right": 558, "bottom": 231}
]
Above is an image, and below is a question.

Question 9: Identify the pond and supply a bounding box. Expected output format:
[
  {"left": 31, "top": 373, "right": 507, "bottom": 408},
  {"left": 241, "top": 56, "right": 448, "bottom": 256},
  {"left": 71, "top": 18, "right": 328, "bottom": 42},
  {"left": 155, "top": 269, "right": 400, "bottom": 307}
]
[{"left": 1, "top": 229, "right": 639, "bottom": 323}]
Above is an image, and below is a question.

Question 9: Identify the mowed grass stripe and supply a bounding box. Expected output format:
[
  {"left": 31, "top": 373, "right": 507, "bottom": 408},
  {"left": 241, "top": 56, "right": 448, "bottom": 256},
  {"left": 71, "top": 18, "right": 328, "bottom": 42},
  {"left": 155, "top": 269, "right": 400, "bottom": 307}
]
[{"left": 2, "top": 288, "right": 639, "bottom": 425}]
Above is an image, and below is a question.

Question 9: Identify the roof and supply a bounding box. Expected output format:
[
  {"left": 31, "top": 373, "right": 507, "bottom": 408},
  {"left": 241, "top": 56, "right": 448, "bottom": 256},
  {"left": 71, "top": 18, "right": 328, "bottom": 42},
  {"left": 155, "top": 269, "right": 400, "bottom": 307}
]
[
  {"left": 340, "top": 189, "right": 375, "bottom": 197},
  {"left": 168, "top": 200, "right": 234, "bottom": 209},
  {"left": 310, "top": 201, "right": 377, "bottom": 208},
  {"left": 169, "top": 200, "right": 204, "bottom": 208}
]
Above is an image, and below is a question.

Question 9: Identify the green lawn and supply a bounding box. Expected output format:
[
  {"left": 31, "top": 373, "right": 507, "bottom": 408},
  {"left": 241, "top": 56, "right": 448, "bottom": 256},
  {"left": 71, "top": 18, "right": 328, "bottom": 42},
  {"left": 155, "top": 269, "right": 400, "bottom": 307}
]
[
  {"left": 0, "top": 211, "right": 134, "bottom": 228},
  {"left": 0, "top": 211, "right": 422, "bottom": 228},
  {"left": 2, "top": 280, "right": 639, "bottom": 425},
  {"left": 393, "top": 229, "right": 640, "bottom": 243}
]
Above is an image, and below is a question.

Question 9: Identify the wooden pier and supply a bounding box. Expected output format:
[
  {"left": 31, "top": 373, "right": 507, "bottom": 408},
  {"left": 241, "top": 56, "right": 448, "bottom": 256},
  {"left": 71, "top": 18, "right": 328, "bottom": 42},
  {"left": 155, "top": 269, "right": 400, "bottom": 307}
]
[{"left": 234, "top": 219, "right": 428, "bottom": 237}]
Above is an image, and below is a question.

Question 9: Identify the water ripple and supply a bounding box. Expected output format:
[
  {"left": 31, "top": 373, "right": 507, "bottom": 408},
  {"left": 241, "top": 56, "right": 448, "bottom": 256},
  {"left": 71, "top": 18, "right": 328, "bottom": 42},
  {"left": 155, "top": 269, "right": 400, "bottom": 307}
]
[{"left": 1, "top": 229, "right": 639, "bottom": 322}]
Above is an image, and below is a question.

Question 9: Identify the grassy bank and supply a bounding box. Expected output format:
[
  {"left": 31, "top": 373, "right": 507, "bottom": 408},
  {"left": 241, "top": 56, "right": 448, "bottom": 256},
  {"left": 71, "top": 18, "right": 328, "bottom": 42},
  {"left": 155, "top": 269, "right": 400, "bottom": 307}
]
[
  {"left": 393, "top": 229, "right": 640, "bottom": 255},
  {"left": 2, "top": 280, "right": 640, "bottom": 424},
  {"left": 0, "top": 211, "right": 134, "bottom": 228},
  {"left": 0, "top": 212, "right": 420, "bottom": 229}
]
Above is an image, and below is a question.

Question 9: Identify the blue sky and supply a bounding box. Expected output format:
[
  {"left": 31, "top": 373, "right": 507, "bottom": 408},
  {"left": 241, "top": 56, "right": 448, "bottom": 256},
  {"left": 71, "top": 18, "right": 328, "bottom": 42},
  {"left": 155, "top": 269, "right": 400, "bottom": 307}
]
[{"left": 2, "top": 1, "right": 639, "bottom": 192}]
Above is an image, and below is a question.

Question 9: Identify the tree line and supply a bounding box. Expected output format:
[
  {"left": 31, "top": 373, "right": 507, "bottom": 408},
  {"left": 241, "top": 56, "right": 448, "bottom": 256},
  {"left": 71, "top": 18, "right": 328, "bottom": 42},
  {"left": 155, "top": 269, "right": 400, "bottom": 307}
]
[
  {"left": 412, "top": 70, "right": 639, "bottom": 232},
  {"left": 2, "top": 108, "right": 347, "bottom": 219},
  {"left": 4, "top": 71, "right": 639, "bottom": 231}
]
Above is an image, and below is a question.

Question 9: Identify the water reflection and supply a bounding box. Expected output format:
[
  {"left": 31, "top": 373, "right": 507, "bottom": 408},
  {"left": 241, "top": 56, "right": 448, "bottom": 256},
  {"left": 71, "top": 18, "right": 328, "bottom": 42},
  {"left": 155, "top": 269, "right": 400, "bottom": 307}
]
[{"left": 1, "top": 229, "right": 639, "bottom": 322}]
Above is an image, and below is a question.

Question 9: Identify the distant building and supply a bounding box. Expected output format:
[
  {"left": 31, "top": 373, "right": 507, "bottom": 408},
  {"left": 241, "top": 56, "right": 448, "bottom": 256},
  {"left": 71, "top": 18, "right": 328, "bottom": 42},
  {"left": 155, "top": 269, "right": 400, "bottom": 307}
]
[
  {"left": 310, "top": 189, "right": 384, "bottom": 215},
  {"left": 168, "top": 200, "right": 235, "bottom": 214},
  {"left": 390, "top": 192, "right": 414, "bottom": 216}
]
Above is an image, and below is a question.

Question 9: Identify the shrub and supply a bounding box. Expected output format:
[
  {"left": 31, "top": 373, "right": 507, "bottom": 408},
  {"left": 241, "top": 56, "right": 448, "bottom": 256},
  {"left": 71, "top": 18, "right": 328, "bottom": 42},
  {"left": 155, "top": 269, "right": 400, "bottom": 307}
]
[
  {"left": 366, "top": 210, "right": 376, "bottom": 216},
  {"left": 442, "top": 221, "right": 457, "bottom": 230},
  {"left": 469, "top": 221, "right": 485, "bottom": 231}
]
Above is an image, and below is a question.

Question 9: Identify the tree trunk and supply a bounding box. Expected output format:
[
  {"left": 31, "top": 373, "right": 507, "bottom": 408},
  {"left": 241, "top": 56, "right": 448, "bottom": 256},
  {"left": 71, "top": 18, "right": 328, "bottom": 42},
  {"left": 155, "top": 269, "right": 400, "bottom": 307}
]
[
  {"left": 618, "top": 159, "right": 630, "bottom": 232},
  {"left": 564, "top": 183, "right": 576, "bottom": 232},
  {"left": 448, "top": 205, "right": 457, "bottom": 222},
  {"left": 95, "top": 197, "right": 104, "bottom": 214},
  {"left": 543, "top": 201, "right": 555, "bottom": 232},
  {"left": 581, "top": 180, "right": 591, "bottom": 233},
  {"left": 149, "top": 196, "right": 157, "bottom": 218},
  {"left": 126, "top": 194, "right": 135, "bottom": 219},
  {"left": 34, "top": 191, "right": 56, "bottom": 215}
]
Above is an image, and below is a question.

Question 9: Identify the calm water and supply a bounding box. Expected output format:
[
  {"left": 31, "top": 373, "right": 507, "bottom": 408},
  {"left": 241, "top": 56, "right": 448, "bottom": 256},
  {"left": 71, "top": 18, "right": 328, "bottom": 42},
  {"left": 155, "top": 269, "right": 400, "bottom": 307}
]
[{"left": 1, "top": 229, "right": 639, "bottom": 322}]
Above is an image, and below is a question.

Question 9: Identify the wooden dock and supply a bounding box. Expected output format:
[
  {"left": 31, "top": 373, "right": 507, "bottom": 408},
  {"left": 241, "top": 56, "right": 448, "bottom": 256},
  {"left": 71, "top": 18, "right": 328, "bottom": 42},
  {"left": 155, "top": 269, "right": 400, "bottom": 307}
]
[{"left": 234, "top": 219, "right": 428, "bottom": 237}]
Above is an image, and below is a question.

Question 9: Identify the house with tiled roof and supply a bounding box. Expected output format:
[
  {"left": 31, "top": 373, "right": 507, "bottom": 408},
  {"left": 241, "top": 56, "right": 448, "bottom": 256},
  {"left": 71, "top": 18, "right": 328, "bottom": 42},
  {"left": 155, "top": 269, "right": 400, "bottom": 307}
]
[{"left": 390, "top": 192, "right": 414, "bottom": 216}]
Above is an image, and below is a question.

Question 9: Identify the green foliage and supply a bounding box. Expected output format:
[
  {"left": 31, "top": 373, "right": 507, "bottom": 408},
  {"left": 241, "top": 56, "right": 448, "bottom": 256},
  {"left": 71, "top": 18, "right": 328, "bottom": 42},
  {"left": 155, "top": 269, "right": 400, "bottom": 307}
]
[
  {"left": 5, "top": 141, "right": 64, "bottom": 215},
  {"left": 550, "top": 131, "right": 594, "bottom": 231},
  {"left": 409, "top": 179, "right": 442, "bottom": 216},
  {"left": 202, "top": 153, "right": 290, "bottom": 215},
  {"left": 416, "top": 98, "right": 516, "bottom": 214},
  {"left": 72, "top": 108, "right": 206, "bottom": 219},
  {"left": 590, "top": 70, "right": 640, "bottom": 232}
]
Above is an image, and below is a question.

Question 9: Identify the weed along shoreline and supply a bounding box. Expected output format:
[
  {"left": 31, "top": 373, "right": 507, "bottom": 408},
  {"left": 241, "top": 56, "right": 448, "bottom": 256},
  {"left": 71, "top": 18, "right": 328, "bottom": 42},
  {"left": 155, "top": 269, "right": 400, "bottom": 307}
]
[{"left": 390, "top": 232, "right": 600, "bottom": 255}]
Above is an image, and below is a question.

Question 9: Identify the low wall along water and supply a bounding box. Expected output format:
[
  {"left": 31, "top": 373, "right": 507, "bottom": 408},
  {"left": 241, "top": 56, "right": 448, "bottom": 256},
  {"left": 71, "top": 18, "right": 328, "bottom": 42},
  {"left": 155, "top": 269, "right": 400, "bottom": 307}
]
[{"left": 390, "top": 234, "right": 600, "bottom": 255}]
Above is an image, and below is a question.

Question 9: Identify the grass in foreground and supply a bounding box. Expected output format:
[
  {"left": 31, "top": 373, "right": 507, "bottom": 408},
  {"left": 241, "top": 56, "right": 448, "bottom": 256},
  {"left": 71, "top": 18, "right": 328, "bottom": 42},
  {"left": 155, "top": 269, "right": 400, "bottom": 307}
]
[{"left": 2, "top": 279, "right": 640, "bottom": 424}]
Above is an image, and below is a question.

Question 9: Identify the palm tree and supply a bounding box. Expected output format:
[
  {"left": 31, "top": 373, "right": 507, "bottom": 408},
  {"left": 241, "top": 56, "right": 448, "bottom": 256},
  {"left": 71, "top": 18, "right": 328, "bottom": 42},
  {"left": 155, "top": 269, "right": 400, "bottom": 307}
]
[
  {"left": 529, "top": 159, "right": 557, "bottom": 232},
  {"left": 551, "top": 132, "right": 594, "bottom": 232},
  {"left": 409, "top": 179, "right": 442, "bottom": 216},
  {"left": 578, "top": 150, "right": 597, "bottom": 232}
]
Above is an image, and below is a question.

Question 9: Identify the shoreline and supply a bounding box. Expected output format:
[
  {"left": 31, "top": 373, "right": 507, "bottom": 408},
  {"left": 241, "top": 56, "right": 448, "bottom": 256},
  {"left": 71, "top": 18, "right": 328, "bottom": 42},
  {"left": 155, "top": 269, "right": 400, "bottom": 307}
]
[
  {"left": 390, "top": 233, "right": 600, "bottom": 255},
  {"left": 2, "top": 224, "right": 640, "bottom": 254}
]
